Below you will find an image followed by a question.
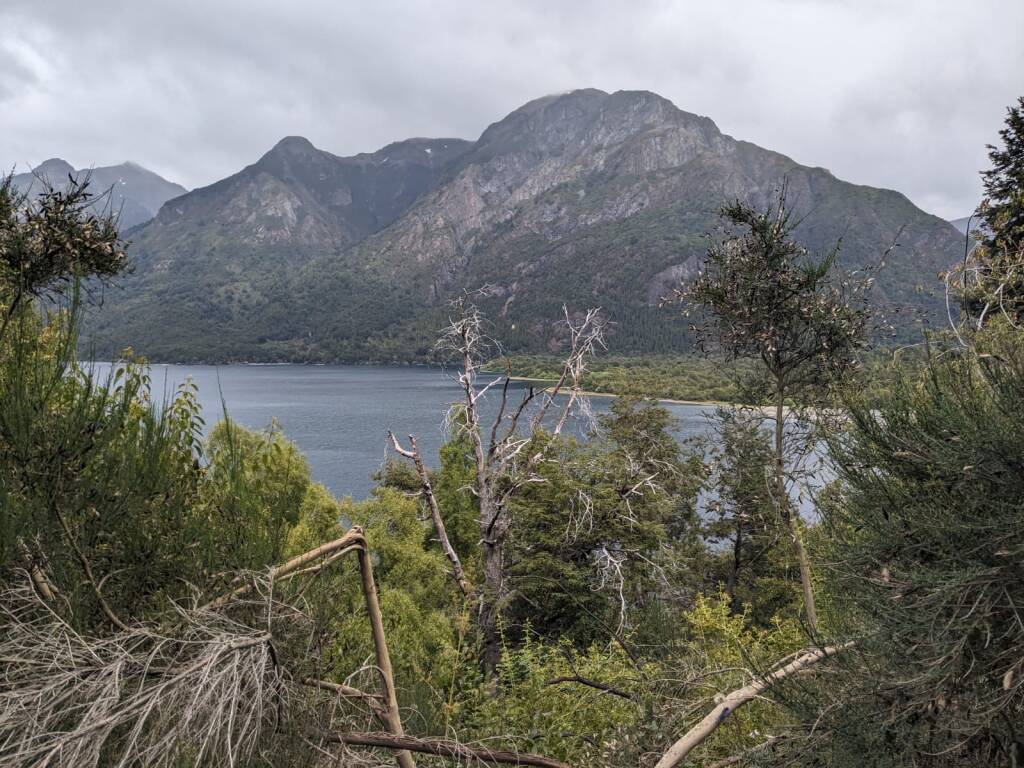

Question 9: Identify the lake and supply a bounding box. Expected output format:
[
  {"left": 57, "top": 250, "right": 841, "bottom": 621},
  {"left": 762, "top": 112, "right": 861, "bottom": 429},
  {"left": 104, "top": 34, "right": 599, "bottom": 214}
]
[{"left": 90, "top": 363, "right": 719, "bottom": 499}]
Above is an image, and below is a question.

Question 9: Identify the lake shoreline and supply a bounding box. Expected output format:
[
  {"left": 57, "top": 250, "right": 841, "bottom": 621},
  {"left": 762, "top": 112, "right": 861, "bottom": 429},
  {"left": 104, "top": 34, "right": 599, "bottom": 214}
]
[{"left": 503, "top": 374, "right": 731, "bottom": 408}]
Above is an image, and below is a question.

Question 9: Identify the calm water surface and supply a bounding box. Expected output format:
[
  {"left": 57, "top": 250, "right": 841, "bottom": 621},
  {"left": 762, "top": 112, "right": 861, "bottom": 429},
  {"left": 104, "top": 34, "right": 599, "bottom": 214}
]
[{"left": 93, "top": 363, "right": 718, "bottom": 499}]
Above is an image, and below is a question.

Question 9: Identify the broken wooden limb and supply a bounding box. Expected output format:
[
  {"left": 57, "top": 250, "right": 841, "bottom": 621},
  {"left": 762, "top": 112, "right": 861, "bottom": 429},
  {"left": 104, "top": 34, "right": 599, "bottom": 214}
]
[
  {"left": 654, "top": 643, "right": 853, "bottom": 768},
  {"left": 388, "top": 430, "right": 473, "bottom": 597},
  {"left": 544, "top": 674, "right": 632, "bottom": 700},
  {"left": 301, "top": 677, "right": 388, "bottom": 720},
  {"left": 326, "top": 731, "right": 570, "bottom": 767},
  {"left": 355, "top": 537, "right": 417, "bottom": 768},
  {"left": 204, "top": 528, "right": 365, "bottom": 610}
]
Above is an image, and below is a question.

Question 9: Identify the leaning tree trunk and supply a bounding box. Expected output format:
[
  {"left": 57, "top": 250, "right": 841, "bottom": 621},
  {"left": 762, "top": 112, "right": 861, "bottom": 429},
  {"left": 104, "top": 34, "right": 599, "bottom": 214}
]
[{"left": 774, "top": 380, "right": 818, "bottom": 633}]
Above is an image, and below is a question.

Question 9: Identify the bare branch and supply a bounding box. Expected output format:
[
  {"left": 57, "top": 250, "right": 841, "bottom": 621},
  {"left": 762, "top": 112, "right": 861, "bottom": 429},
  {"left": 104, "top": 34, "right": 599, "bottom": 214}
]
[
  {"left": 204, "top": 528, "right": 365, "bottom": 609},
  {"left": 301, "top": 677, "right": 387, "bottom": 720},
  {"left": 544, "top": 674, "right": 633, "bottom": 700},
  {"left": 389, "top": 431, "right": 473, "bottom": 598},
  {"left": 705, "top": 735, "right": 782, "bottom": 768},
  {"left": 654, "top": 643, "right": 854, "bottom": 768},
  {"left": 324, "top": 731, "right": 570, "bottom": 768}
]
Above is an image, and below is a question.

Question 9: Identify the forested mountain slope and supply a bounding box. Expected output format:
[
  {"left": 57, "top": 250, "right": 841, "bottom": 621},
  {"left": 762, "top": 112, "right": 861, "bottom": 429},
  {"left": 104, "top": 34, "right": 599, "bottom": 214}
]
[{"left": 85, "top": 89, "right": 963, "bottom": 361}]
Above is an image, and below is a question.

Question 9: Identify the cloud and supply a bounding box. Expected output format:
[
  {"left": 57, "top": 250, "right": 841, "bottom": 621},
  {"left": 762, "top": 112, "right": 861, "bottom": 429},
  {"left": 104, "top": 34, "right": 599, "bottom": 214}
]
[{"left": 1, "top": 0, "right": 1020, "bottom": 218}]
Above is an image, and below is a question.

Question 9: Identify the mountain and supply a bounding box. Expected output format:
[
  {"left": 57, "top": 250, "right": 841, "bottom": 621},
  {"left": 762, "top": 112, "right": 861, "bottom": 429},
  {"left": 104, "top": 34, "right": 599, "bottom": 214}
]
[
  {"left": 86, "top": 89, "right": 965, "bottom": 362},
  {"left": 12, "top": 160, "right": 186, "bottom": 230},
  {"left": 135, "top": 135, "right": 471, "bottom": 250},
  {"left": 950, "top": 214, "right": 987, "bottom": 236}
]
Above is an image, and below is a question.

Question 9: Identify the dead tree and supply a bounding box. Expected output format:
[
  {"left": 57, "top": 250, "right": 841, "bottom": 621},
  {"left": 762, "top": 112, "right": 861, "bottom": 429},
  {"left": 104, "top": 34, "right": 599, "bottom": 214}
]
[{"left": 435, "top": 300, "right": 606, "bottom": 673}]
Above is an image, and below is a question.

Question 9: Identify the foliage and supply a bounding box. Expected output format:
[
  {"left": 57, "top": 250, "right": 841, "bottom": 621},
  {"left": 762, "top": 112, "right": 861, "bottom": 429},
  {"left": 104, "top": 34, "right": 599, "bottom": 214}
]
[
  {"left": 763, "top": 332, "right": 1024, "bottom": 767},
  {"left": 203, "top": 417, "right": 309, "bottom": 567},
  {"left": 702, "top": 409, "right": 802, "bottom": 626},
  {"left": 0, "top": 303, "right": 210, "bottom": 626},
  {"left": 0, "top": 174, "right": 126, "bottom": 335},
  {"left": 680, "top": 187, "right": 872, "bottom": 395},
  {"left": 959, "top": 96, "right": 1024, "bottom": 325},
  {"left": 460, "top": 637, "right": 648, "bottom": 766}
]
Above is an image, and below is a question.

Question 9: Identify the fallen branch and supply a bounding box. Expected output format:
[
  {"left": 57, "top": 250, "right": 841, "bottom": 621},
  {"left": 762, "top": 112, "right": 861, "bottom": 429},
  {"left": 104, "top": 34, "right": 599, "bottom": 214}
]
[
  {"left": 301, "top": 677, "right": 387, "bottom": 719},
  {"left": 545, "top": 674, "right": 632, "bottom": 700},
  {"left": 54, "top": 506, "right": 129, "bottom": 631},
  {"left": 706, "top": 735, "right": 782, "bottom": 768},
  {"left": 204, "top": 528, "right": 365, "bottom": 609},
  {"left": 654, "top": 643, "right": 853, "bottom": 768},
  {"left": 326, "top": 732, "right": 570, "bottom": 768}
]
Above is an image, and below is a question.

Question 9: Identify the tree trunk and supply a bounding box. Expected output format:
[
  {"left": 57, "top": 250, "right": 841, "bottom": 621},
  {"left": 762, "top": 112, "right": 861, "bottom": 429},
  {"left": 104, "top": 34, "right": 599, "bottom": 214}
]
[
  {"left": 774, "top": 380, "right": 818, "bottom": 633},
  {"left": 480, "top": 492, "right": 505, "bottom": 675},
  {"left": 357, "top": 544, "right": 417, "bottom": 768},
  {"left": 725, "top": 521, "right": 742, "bottom": 614}
]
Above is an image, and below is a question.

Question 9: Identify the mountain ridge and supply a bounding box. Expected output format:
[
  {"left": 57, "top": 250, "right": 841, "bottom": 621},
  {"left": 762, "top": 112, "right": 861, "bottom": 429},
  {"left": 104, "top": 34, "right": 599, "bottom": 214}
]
[
  {"left": 85, "top": 89, "right": 965, "bottom": 362},
  {"left": 12, "top": 160, "right": 186, "bottom": 230}
]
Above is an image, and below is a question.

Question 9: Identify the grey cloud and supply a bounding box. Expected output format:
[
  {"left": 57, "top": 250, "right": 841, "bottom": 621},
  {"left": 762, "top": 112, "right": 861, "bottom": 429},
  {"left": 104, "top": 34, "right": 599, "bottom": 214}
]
[{"left": 1, "top": 0, "right": 1020, "bottom": 218}]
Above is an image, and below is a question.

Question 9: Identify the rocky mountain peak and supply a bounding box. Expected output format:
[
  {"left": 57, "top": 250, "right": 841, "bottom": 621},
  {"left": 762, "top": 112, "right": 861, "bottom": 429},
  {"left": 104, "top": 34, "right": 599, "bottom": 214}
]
[
  {"left": 365, "top": 137, "right": 472, "bottom": 167},
  {"left": 269, "top": 135, "right": 317, "bottom": 154},
  {"left": 12, "top": 158, "right": 186, "bottom": 230},
  {"left": 456, "top": 89, "right": 726, "bottom": 188},
  {"left": 32, "top": 158, "right": 76, "bottom": 179}
]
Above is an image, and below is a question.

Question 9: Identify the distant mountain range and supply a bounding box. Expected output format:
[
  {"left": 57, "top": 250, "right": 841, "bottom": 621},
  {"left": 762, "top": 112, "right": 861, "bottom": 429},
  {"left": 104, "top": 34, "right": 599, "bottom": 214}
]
[
  {"left": 12, "top": 159, "right": 186, "bottom": 230},
  {"left": 78, "top": 89, "right": 964, "bottom": 362}
]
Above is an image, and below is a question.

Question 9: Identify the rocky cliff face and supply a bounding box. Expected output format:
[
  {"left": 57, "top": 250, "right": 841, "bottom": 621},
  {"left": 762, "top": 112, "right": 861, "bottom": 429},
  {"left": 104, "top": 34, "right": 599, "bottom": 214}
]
[
  {"left": 12, "top": 160, "right": 186, "bottom": 230},
  {"left": 86, "top": 89, "right": 965, "bottom": 362},
  {"left": 143, "top": 135, "right": 472, "bottom": 250}
]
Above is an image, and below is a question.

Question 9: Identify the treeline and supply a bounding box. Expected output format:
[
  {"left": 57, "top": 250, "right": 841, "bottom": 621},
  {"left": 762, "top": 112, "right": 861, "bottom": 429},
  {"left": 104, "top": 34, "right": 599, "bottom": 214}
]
[
  {"left": 1, "top": 97, "right": 1023, "bottom": 768},
  {"left": 491, "top": 350, "right": 922, "bottom": 407}
]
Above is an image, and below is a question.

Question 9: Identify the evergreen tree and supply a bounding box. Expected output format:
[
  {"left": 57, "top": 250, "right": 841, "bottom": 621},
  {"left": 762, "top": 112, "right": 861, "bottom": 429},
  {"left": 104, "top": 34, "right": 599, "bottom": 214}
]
[
  {"left": 680, "top": 187, "right": 871, "bottom": 632},
  {"left": 980, "top": 96, "right": 1024, "bottom": 255},
  {"left": 962, "top": 96, "right": 1024, "bottom": 323},
  {"left": 703, "top": 409, "right": 799, "bottom": 625}
]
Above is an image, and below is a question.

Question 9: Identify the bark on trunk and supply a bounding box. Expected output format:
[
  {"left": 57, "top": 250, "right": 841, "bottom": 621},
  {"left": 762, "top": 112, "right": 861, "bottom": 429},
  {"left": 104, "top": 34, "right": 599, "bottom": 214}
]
[
  {"left": 480, "top": 493, "right": 505, "bottom": 675},
  {"left": 357, "top": 543, "right": 417, "bottom": 768},
  {"left": 725, "top": 522, "right": 742, "bottom": 615},
  {"left": 774, "top": 381, "right": 818, "bottom": 633}
]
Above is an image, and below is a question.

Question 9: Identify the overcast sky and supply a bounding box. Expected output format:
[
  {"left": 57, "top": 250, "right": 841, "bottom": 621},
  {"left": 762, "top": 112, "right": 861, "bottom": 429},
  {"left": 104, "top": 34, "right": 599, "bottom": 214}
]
[{"left": 2, "top": 1, "right": 1021, "bottom": 219}]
